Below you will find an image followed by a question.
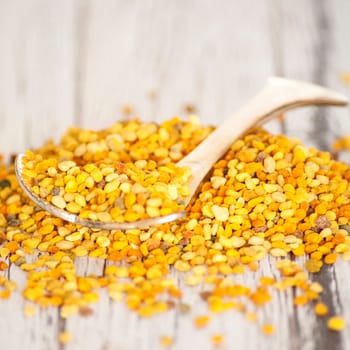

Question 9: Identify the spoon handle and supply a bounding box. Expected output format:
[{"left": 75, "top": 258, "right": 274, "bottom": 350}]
[{"left": 178, "top": 77, "right": 348, "bottom": 205}]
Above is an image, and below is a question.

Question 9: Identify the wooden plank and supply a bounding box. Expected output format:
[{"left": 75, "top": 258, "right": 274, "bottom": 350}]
[
  {"left": 63, "top": 258, "right": 297, "bottom": 350},
  {"left": 322, "top": 2, "right": 350, "bottom": 349},
  {"left": 0, "top": 0, "right": 75, "bottom": 158},
  {"left": 0, "top": 1, "right": 75, "bottom": 349},
  {"left": 0, "top": 1, "right": 28, "bottom": 157},
  {"left": 79, "top": 0, "right": 278, "bottom": 130},
  {"left": 0, "top": 260, "right": 62, "bottom": 350},
  {"left": 1, "top": 1, "right": 350, "bottom": 350},
  {"left": 327, "top": 0, "right": 350, "bottom": 164},
  {"left": 267, "top": 0, "right": 350, "bottom": 149},
  {"left": 267, "top": 2, "right": 350, "bottom": 350},
  {"left": 266, "top": 0, "right": 324, "bottom": 146}
]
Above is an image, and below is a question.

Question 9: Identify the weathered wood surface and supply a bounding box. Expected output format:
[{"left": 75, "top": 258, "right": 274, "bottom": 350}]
[{"left": 1, "top": 1, "right": 350, "bottom": 349}]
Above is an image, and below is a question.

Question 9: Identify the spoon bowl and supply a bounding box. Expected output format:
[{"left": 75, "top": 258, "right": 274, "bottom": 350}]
[{"left": 15, "top": 77, "right": 348, "bottom": 230}]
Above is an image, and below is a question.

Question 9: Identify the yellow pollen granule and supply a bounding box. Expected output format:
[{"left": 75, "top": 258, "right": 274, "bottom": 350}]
[
  {"left": 262, "top": 324, "right": 275, "bottom": 335},
  {"left": 194, "top": 315, "right": 211, "bottom": 328},
  {"left": 58, "top": 331, "right": 72, "bottom": 344},
  {"left": 327, "top": 316, "right": 346, "bottom": 331},
  {"left": 160, "top": 335, "right": 173, "bottom": 347},
  {"left": 22, "top": 152, "right": 191, "bottom": 223},
  {"left": 24, "top": 304, "right": 36, "bottom": 317},
  {"left": 314, "top": 302, "right": 329, "bottom": 316},
  {"left": 211, "top": 334, "right": 224, "bottom": 346}
]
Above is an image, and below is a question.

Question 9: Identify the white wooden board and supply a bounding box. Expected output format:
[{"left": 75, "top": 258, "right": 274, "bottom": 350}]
[{"left": 0, "top": 1, "right": 350, "bottom": 349}]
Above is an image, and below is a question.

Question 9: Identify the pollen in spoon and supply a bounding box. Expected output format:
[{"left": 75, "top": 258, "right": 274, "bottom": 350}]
[
  {"left": 21, "top": 151, "right": 191, "bottom": 222},
  {"left": 18, "top": 117, "right": 213, "bottom": 223}
]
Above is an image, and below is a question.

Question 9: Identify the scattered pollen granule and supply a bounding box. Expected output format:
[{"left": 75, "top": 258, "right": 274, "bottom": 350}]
[
  {"left": 327, "top": 316, "right": 346, "bottom": 331},
  {"left": 333, "top": 135, "right": 350, "bottom": 151},
  {"left": 211, "top": 333, "right": 224, "bottom": 346},
  {"left": 58, "top": 331, "right": 72, "bottom": 344},
  {"left": 314, "top": 302, "right": 329, "bottom": 316},
  {"left": 160, "top": 335, "right": 173, "bottom": 348},
  {"left": 340, "top": 72, "right": 350, "bottom": 85},
  {"left": 121, "top": 103, "right": 134, "bottom": 116},
  {"left": 24, "top": 304, "right": 36, "bottom": 317},
  {"left": 194, "top": 315, "right": 211, "bottom": 328},
  {"left": 262, "top": 324, "right": 275, "bottom": 335},
  {"left": 245, "top": 312, "right": 258, "bottom": 322}
]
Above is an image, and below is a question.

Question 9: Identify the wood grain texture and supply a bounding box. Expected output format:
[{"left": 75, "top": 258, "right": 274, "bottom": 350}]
[
  {"left": 78, "top": 0, "right": 276, "bottom": 128},
  {"left": 0, "top": 1, "right": 350, "bottom": 349},
  {"left": 0, "top": 0, "right": 75, "bottom": 156},
  {"left": 268, "top": 0, "right": 350, "bottom": 150}
]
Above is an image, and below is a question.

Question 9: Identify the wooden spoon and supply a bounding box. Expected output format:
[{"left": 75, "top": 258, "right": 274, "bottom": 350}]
[{"left": 15, "top": 77, "right": 348, "bottom": 230}]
